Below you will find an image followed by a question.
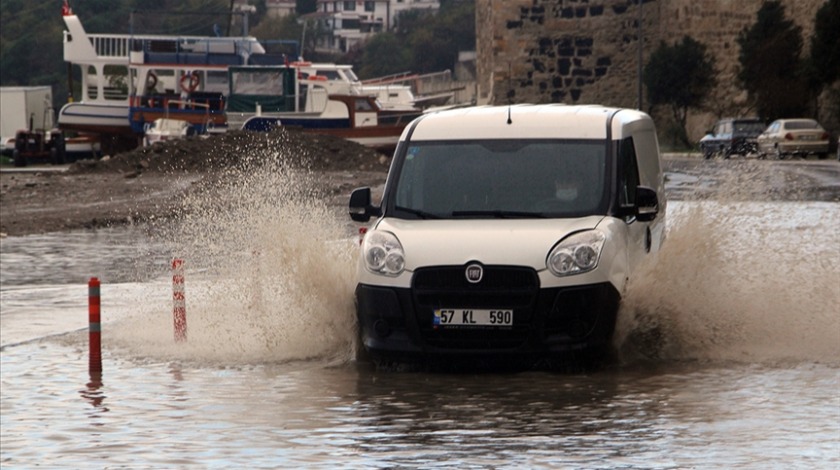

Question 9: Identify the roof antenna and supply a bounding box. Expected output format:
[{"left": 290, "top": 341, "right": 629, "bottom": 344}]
[{"left": 506, "top": 62, "right": 513, "bottom": 125}]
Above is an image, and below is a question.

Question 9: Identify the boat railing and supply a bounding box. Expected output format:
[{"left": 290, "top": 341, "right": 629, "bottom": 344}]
[
  {"left": 361, "top": 70, "right": 454, "bottom": 95},
  {"left": 88, "top": 33, "right": 132, "bottom": 58},
  {"left": 77, "top": 31, "right": 272, "bottom": 63},
  {"left": 136, "top": 92, "right": 226, "bottom": 112},
  {"left": 361, "top": 71, "right": 418, "bottom": 85}
]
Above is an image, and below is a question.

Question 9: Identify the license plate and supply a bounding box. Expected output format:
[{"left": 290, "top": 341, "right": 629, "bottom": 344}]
[
  {"left": 799, "top": 135, "right": 816, "bottom": 140},
  {"left": 433, "top": 309, "right": 513, "bottom": 327}
]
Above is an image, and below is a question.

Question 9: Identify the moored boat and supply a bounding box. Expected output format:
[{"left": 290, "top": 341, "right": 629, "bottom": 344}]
[
  {"left": 228, "top": 65, "right": 421, "bottom": 152},
  {"left": 58, "top": 10, "right": 285, "bottom": 153},
  {"left": 59, "top": 11, "right": 427, "bottom": 153}
]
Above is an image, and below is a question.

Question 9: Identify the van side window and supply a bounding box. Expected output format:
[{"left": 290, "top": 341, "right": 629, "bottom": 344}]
[{"left": 619, "top": 137, "right": 640, "bottom": 207}]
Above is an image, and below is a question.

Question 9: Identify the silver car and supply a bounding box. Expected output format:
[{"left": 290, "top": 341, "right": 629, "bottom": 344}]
[{"left": 756, "top": 119, "right": 830, "bottom": 159}]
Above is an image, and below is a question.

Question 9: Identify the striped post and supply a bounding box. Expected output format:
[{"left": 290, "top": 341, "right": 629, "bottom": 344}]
[
  {"left": 88, "top": 277, "right": 102, "bottom": 373},
  {"left": 172, "top": 258, "right": 187, "bottom": 342}
]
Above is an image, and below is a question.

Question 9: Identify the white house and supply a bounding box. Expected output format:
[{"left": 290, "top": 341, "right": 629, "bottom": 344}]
[
  {"left": 306, "top": 0, "right": 441, "bottom": 53},
  {"left": 266, "top": 0, "right": 297, "bottom": 18}
]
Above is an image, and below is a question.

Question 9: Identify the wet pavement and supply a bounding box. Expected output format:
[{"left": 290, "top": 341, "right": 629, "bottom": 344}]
[{"left": 2, "top": 158, "right": 839, "bottom": 468}]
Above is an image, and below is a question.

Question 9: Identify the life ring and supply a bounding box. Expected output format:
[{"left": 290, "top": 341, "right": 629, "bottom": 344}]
[
  {"left": 180, "top": 71, "right": 200, "bottom": 93},
  {"left": 145, "top": 72, "right": 158, "bottom": 91}
]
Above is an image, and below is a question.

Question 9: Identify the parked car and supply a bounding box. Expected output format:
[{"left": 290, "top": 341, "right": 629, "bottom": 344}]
[
  {"left": 756, "top": 118, "right": 831, "bottom": 159},
  {"left": 698, "top": 117, "right": 765, "bottom": 159},
  {"left": 348, "top": 104, "right": 666, "bottom": 369}
]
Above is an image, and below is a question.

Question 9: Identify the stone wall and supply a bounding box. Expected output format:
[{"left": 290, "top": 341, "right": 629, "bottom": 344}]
[{"left": 475, "top": 0, "right": 830, "bottom": 144}]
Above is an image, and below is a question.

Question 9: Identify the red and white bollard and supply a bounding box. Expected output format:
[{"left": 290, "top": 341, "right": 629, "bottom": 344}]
[
  {"left": 88, "top": 277, "right": 102, "bottom": 373},
  {"left": 172, "top": 258, "right": 187, "bottom": 342}
]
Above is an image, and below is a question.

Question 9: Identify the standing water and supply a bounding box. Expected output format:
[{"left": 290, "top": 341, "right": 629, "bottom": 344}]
[{"left": 2, "top": 157, "right": 838, "bottom": 468}]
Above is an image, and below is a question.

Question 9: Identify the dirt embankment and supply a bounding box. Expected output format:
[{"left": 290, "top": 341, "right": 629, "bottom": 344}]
[{"left": 0, "top": 129, "right": 389, "bottom": 237}]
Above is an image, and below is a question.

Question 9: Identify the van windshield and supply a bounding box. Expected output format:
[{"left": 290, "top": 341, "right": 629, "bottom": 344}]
[{"left": 391, "top": 139, "right": 608, "bottom": 219}]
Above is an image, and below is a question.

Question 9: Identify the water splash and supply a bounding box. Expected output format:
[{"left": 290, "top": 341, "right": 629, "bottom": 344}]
[
  {"left": 111, "top": 152, "right": 360, "bottom": 365},
  {"left": 111, "top": 155, "right": 839, "bottom": 367},
  {"left": 618, "top": 161, "right": 840, "bottom": 365}
]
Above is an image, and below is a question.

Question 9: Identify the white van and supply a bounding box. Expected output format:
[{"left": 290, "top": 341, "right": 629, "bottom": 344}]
[{"left": 349, "top": 104, "right": 666, "bottom": 367}]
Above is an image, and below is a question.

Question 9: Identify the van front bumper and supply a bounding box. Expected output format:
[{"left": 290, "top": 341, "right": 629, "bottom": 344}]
[{"left": 355, "top": 281, "right": 621, "bottom": 362}]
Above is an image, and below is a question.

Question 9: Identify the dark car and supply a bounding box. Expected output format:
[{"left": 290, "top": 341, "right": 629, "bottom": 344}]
[{"left": 699, "top": 118, "right": 765, "bottom": 159}]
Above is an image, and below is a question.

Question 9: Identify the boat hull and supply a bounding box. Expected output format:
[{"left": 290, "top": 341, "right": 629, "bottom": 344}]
[
  {"left": 242, "top": 115, "right": 404, "bottom": 152},
  {"left": 130, "top": 108, "right": 228, "bottom": 134},
  {"left": 58, "top": 103, "right": 132, "bottom": 135}
]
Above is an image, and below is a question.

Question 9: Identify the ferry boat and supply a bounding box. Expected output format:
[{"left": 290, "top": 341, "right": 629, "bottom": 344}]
[
  {"left": 58, "top": 11, "right": 421, "bottom": 154},
  {"left": 58, "top": 10, "right": 284, "bottom": 153}
]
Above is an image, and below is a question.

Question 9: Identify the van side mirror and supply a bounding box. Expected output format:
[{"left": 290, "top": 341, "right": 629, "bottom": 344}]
[
  {"left": 635, "top": 186, "right": 659, "bottom": 222},
  {"left": 349, "top": 187, "right": 381, "bottom": 222}
]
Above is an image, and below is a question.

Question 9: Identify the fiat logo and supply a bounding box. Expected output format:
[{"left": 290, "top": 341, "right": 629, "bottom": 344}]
[{"left": 465, "top": 263, "right": 483, "bottom": 284}]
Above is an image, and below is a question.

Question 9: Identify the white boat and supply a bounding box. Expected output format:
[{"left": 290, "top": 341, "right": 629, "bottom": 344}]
[
  {"left": 58, "top": 12, "right": 433, "bottom": 153},
  {"left": 58, "top": 12, "right": 280, "bottom": 153},
  {"left": 294, "top": 62, "right": 418, "bottom": 111},
  {"left": 227, "top": 66, "right": 422, "bottom": 152}
]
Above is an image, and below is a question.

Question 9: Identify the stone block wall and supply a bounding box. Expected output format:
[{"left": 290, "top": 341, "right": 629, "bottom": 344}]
[{"left": 476, "top": 0, "right": 829, "bottom": 142}]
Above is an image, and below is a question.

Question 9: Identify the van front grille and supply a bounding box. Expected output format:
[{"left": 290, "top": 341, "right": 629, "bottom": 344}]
[{"left": 412, "top": 265, "right": 538, "bottom": 349}]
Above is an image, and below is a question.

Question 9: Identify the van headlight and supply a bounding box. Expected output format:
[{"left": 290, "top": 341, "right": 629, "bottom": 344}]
[
  {"left": 363, "top": 230, "right": 405, "bottom": 276},
  {"left": 547, "top": 231, "right": 606, "bottom": 277}
]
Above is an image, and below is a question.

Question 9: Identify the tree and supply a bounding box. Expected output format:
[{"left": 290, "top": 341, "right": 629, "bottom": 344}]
[
  {"left": 353, "top": 0, "right": 475, "bottom": 79},
  {"left": 643, "top": 36, "right": 716, "bottom": 148},
  {"left": 737, "top": 0, "right": 807, "bottom": 121},
  {"left": 809, "top": 0, "right": 840, "bottom": 89},
  {"left": 807, "top": 0, "right": 840, "bottom": 126},
  {"left": 358, "top": 33, "right": 411, "bottom": 78}
]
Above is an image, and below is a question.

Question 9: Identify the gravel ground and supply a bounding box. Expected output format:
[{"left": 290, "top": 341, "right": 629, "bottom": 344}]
[
  {"left": 0, "top": 129, "right": 389, "bottom": 237},
  {"left": 2, "top": 132, "right": 837, "bottom": 238}
]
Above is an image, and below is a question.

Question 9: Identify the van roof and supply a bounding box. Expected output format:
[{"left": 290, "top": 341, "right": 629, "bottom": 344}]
[{"left": 406, "top": 104, "right": 651, "bottom": 141}]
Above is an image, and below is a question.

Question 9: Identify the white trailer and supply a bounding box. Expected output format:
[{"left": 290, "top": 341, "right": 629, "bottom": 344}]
[{"left": 0, "top": 86, "right": 54, "bottom": 140}]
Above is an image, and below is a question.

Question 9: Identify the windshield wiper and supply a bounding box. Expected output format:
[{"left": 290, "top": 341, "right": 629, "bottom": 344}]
[
  {"left": 394, "top": 205, "right": 442, "bottom": 219},
  {"left": 451, "top": 210, "right": 547, "bottom": 218}
]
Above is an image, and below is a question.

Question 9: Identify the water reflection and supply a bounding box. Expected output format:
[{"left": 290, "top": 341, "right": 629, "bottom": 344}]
[
  {"left": 0, "top": 226, "right": 169, "bottom": 287},
  {"left": 2, "top": 339, "right": 838, "bottom": 468},
  {"left": 79, "top": 371, "right": 108, "bottom": 413}
]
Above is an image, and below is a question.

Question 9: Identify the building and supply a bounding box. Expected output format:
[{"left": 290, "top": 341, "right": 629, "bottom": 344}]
[
  {"left": 475, "top": 0, "right": 830, "bottom": 140},
  {"left": 307, "top": 0, "right": 440, "bottom": 53},
  {"left": 266, "top": 0, "right": 297, "bottom": 18}
]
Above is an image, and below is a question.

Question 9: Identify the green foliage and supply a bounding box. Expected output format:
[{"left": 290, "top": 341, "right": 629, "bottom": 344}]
[
  {"left": 0, "top": 0, "right": 233, "bottom": 111},
  {"left": 737, "top": 0, "right": 807, "bottom": 120},
  {"left": 358, "top": 33, "right": 411, "bottom": 77},
  {"left": 643, "top": 36, "right": 716, "bottom": 148},
  {"left": 354, "top": 0, "right": 475, "bottom": 78},
  {"left": 0, "top": 0, "right": 475, "bottom": 110},
  {"left": 249, "top": 13, "right": 303, "bottom": 51}
]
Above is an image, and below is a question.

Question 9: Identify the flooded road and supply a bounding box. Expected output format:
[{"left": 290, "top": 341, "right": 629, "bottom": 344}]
[{"left": 2, "top": 158, "right": 839, "bottom": 468}]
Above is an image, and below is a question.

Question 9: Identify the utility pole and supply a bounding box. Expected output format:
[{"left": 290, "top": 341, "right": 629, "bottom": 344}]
[{"left": 637, "top": 0, "right": 643, "bottom": 110}]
